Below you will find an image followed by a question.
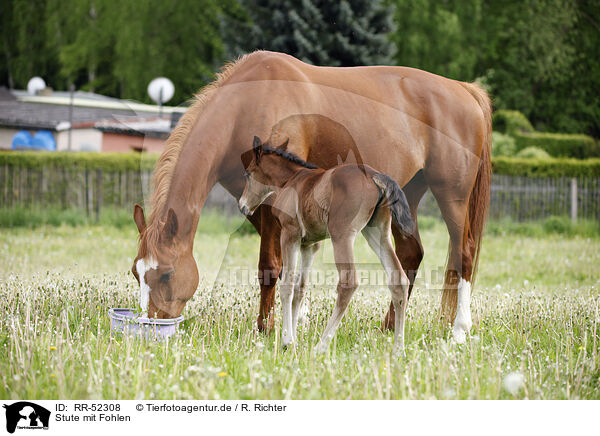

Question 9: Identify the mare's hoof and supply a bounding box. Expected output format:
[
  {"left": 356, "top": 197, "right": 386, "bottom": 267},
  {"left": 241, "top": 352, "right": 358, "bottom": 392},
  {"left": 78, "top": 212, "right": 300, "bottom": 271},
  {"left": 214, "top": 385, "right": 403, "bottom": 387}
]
[{"left": 452, "top": 328, "right": 467, "bottom": 344}]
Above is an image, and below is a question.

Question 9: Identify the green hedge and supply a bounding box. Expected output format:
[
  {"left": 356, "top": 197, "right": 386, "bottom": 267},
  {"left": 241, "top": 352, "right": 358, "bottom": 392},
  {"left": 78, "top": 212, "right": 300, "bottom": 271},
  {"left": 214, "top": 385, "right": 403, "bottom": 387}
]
[
  {"left": 1, "top": 151, "right": 600, "bottom": 178},
  {"left": 493, "top": 110, "right": 534, "bottom": 135},
  {"left": 492, "top": 157, "right": 600, "bottom": 178},
  {"left": 493, "top": 109, "right": 599, "bottom": 158},
  {"left": 0, "top": 151, "right": 158, "bottom": 171},
  {"left": 513, "top": 131, "right": 599, "bottom": 159}
]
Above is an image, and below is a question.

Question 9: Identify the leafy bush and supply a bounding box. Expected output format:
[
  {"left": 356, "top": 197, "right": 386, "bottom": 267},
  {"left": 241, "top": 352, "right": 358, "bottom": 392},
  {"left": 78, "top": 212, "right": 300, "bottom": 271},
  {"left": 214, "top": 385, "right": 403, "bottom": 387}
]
[
  {"left": 515, "top": 146, "right": 551, "bottom": 159},
  {"left": 492, "top": 131, "right": 517, "bottom": 157},
  {"left": 493, "top": 110, "right": 534, "bottom": 135},
  {"left": 492, "top": 157, "right": 600, "bottom": 178},
  {"left": 513, "top": 131, "right": 599, "bottom": 159},
  {"left": 492, "top": 110, "right": 599, "bottom": 159}
]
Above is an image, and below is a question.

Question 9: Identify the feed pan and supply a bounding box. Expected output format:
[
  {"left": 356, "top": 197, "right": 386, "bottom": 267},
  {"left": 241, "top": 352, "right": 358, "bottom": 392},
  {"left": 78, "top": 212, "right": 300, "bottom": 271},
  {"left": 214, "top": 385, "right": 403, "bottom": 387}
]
[{"left": 108, "top": 308, "right": 184, "bottom": 340}]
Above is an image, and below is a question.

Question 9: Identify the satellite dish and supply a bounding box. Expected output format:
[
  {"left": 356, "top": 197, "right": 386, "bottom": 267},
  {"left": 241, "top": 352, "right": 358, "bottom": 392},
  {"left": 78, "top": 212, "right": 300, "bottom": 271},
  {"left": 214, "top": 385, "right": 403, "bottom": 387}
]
[
  {"left": 27, "top": 77, "right": 46, "bottom": 95},
  {"left": 147, "top": 77, "right": 174, "bottom": 105}
]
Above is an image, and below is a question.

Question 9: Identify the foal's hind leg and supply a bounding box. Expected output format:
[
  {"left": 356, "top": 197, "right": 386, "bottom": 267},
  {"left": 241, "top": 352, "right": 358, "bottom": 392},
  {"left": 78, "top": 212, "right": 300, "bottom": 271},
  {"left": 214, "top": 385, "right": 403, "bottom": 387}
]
[
  {"left": 316, "top": 234, "right": 358, "bottom": 354},
  {"left": 292, "top": 242, "right": 321, "bottom": 336},
  {"left": 363, "top": 220, "right": 410, "bottom": 356}
]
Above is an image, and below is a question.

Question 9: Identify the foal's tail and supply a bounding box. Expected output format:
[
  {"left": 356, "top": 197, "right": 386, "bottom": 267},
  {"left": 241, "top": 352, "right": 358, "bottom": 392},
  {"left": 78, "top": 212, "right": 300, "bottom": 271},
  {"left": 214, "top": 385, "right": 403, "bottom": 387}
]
[{"left": 372, "top": 173, "right": 415, "bottom": 236}]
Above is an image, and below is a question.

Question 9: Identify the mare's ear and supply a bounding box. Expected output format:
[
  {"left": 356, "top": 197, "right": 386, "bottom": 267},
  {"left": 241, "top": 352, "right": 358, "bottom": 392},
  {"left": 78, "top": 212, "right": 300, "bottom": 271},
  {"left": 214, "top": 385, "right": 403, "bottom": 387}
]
[
  {"left": 253, "top": 136, "right": 263, "bottom": 162},
  {"left": 278, "top": 137, "right": 289, "bottom": 149},
  {"left": 162, "top": 208, "right": 178, "bottom": 242},
  {"left": 133, "top": 204, "right": 146, "bottom": 234}
]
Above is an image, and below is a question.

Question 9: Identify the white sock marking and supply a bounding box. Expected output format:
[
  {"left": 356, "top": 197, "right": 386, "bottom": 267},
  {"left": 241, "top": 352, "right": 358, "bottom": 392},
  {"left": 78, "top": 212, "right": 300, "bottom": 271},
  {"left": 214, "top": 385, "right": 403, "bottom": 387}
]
[
  {"left": 136, "top": 257, "right": 157, "bottom": 314},
  {"left": 453, "top": 278, "right": 472, "bottom": 344}
]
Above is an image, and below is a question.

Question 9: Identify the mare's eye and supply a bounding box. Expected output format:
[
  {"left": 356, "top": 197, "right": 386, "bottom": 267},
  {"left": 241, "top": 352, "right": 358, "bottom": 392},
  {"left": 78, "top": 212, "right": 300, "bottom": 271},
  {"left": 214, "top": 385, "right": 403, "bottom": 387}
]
[{"left": 160, "top": 271, "right": 173, "bottom": 283}]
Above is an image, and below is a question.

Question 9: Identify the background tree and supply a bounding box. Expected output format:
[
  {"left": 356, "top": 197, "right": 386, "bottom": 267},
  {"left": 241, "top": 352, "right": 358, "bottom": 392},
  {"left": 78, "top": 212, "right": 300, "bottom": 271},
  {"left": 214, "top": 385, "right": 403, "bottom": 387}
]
[{"left": 224, "top": 0, "right": 394, "bottom": 66}]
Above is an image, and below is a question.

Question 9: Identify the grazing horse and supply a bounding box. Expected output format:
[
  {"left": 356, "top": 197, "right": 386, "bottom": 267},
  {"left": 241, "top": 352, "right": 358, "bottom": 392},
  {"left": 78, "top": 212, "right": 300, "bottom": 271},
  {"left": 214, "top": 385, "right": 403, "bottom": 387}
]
[
  {"left": 131, "top": 50, "right": 491, "bottom": 343},
  {"left": 239, "top": 137, "right": 415, "bottom": 354}
]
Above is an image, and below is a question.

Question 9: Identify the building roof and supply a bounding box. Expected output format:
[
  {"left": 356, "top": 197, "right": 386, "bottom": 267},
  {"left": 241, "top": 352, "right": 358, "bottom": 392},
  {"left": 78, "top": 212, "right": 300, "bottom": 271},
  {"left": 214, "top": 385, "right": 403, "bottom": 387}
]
[
  {"left": 95, "top": 117, "right": 173, "bottom": 139},
  {"left": 0, "top": 88, "right": 186, "bottom": 132}
]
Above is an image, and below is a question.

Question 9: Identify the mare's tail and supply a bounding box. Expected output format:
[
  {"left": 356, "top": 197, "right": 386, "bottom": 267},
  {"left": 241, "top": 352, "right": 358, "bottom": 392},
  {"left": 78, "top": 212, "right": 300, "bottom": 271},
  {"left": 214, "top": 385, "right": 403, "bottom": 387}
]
[{"left": 371, "top": 173, "right": 414, "bottom": 236}]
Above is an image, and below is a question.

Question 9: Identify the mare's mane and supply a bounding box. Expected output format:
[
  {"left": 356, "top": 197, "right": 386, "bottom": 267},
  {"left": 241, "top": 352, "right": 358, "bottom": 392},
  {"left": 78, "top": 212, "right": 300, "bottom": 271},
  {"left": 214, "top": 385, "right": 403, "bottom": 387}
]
[{"left": 141, "top": 51, "right": 263, "bottom": 257}]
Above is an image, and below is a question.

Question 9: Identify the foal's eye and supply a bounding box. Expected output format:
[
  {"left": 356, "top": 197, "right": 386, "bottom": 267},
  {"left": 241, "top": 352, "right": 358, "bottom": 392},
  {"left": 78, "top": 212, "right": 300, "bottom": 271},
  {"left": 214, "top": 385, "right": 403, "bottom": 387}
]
[
  {"left": 160, "top": 271, "right": 173, "bottom": 283},
  {"left": 244, "top": 172, "right": 250, "bottom": 179}
]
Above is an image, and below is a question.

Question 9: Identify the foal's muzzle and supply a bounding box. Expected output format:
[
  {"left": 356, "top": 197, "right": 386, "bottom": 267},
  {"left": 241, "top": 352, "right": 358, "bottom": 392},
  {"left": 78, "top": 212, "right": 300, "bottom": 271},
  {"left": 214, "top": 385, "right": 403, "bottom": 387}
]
[{"left": 238, "top": 200, "right": 253, "bottom": 216}]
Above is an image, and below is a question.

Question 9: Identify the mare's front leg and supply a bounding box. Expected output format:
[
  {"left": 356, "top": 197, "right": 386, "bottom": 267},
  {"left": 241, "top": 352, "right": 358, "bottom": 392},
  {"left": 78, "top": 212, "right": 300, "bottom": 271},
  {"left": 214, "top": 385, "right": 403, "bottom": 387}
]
[
  {"left": 316, "top": 234, "right": 358, "bottom": 354},
  {"left": 256, "top": 207, "right": 282, "bottom": 334},
  {"left": 292, "top": 242, "right": 321, "bottom": 336},
  {"left": 280, "top": 229, "right": 301, "bottom": 348}
]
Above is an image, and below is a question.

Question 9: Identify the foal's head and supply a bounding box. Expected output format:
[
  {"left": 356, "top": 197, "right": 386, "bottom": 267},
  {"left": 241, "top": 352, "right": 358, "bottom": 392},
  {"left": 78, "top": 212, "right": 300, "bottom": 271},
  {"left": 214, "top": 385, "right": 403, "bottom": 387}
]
[{"left": 239, "top": 136, "right": 316, "bottom": 216}]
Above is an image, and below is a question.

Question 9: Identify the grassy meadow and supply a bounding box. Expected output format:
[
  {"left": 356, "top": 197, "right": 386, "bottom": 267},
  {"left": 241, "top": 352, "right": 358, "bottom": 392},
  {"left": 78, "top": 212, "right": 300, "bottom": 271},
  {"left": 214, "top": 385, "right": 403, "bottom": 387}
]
[{"left": 0, "top": 211, "right": 598, "bottom": 399}]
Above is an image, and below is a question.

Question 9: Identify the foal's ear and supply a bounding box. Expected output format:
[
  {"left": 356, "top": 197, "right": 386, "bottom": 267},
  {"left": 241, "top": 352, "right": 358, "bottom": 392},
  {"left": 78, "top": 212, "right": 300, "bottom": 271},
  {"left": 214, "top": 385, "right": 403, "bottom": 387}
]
[
  {"left": 133, "top": 204, "right": 146, "bottom": 234},
  {"left": 163, "top": 208, "right": 178, "bottom": 242},
  {"left": 253, "top": 135, "right": 263, "bottom": 161},
  {"left": 278, "top": 137, "right": 289, "bottom": 149}
]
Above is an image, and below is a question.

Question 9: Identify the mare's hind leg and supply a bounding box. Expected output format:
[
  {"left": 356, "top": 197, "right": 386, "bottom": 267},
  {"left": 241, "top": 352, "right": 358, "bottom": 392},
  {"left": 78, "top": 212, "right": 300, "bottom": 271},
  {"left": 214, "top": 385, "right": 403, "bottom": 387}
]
[
  {"left": 316, "top": 234, "right": 358, "bottom": 354},
  {"left": 429, "top": 190, "right": 474, "bottom": 343},
  {"left": 292, "top": 242, "right": 321, "bottom": 336},
  {"left": 383, "top": 171, "right": 428, "bottom": 330},
  {"left": 363, "top": 219, "right": 410, "bottom": 356}
]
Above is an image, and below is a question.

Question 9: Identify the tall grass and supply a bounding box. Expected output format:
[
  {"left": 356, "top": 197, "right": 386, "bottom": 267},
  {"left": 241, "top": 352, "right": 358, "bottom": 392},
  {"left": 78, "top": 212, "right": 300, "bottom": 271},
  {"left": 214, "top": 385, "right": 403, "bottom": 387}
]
[{"left": 0, "top": 220, "right": 598, "bottom": 399}]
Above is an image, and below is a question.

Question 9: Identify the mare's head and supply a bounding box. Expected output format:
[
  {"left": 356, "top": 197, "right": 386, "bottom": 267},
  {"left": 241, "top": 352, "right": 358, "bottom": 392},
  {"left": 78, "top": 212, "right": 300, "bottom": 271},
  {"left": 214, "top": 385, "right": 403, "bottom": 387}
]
[
  {"left": 238, "top": 136, "right": 291, "bottom": 216},
  {"left": 131, "top": 205, "right": 199, "bottom": 318}
]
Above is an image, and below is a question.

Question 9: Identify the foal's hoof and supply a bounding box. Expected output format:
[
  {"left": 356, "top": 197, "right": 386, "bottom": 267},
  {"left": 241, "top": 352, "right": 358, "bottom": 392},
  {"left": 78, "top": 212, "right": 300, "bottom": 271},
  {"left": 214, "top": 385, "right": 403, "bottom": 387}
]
[
  {"left": 393, "top": 346, "right": 406, "bottom": 359},
  {"left": 315, "top": 343, "right": 329, "bottom": 355}
]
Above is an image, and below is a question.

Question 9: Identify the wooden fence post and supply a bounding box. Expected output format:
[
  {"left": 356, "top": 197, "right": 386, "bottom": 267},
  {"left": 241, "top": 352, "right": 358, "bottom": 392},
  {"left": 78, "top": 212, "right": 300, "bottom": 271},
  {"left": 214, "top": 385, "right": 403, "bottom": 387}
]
[
  {"left": 95, "top": 169, "right": 102, "bottom": 222},
  {"left": 570, "top": 177, "right": 578, "bottom": 223}
]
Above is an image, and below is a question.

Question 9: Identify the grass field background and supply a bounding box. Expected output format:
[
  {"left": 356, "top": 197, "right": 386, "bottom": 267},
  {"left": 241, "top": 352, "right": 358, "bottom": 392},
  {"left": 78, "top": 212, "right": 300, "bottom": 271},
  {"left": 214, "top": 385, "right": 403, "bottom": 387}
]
[{"left": 0, "top": 212, "right": 598, "bottom": 399}]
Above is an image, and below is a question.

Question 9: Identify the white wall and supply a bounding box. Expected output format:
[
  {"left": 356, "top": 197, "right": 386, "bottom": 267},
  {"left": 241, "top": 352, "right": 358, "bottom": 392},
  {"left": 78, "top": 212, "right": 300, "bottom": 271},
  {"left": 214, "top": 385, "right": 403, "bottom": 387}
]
[
  {"left": 56, "top": 129, "right": 102, "bottom": 152},
  {"left": 0, "top": 127, "right": 23, "bottom": 149}
]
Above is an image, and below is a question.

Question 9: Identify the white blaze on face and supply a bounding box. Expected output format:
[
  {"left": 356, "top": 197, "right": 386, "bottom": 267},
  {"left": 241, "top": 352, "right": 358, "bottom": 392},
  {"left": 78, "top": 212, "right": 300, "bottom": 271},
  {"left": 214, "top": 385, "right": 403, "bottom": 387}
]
[
  {"left": 453, "top": 278, "right": 473, "bottom": 344},
  {"left": 136, "top": 257, "right": 157, "bottom": 314}
]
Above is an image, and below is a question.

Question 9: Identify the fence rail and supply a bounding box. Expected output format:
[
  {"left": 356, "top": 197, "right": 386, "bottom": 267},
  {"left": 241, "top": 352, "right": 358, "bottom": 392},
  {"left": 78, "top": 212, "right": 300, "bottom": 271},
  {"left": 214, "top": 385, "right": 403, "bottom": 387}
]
[{"left": 1, "top": 166, "right": 599, "bottom": 222}]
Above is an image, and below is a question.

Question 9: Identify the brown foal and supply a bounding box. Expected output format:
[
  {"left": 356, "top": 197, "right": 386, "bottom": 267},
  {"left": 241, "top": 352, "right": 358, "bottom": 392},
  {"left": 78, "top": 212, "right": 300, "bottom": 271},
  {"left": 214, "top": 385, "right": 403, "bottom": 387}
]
[{"left": 239, "top": 137, "right": 415, "bottom": 355}]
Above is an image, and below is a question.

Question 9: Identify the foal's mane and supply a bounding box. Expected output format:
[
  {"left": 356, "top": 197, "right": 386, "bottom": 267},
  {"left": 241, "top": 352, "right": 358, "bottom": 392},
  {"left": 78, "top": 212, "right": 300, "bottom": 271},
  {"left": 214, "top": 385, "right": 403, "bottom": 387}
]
[
  {"left": 262, "top": 146, "right": 319, "bottom": 169},
  {"left": 142, "top": 51, "right": 261, "bottom": 256}
]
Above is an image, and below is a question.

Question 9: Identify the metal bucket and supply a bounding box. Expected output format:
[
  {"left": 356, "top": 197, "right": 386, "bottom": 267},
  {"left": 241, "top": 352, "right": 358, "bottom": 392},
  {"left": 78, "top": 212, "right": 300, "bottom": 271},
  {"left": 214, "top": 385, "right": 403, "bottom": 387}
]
[{"left": 108, "top": 308, "right": 184, "bottom": 340}]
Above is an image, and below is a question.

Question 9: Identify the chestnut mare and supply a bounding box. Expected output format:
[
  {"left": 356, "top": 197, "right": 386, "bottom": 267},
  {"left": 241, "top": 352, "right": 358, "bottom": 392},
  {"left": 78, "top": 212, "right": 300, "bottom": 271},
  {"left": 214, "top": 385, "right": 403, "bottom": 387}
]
[
  {"left": 239, "top": 137, "right": 415, "bottom": 353},
  {"left": 131, "top": 50, "right": 491, "bottom": 343}
]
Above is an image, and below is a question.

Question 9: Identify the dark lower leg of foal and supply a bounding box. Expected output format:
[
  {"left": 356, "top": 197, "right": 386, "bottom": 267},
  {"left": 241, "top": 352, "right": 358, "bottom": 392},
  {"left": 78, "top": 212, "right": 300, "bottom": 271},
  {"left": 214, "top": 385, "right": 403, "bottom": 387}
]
[{"left": 256, "top": 208, "right": 282, "bottom": 333}]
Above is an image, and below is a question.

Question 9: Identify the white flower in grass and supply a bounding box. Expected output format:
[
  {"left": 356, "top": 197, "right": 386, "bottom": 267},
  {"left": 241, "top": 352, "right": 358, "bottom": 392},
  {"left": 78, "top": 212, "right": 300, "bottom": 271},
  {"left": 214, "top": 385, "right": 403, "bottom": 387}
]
[{"left": 503, "top": 371, "right": 525, "bottom": 395}]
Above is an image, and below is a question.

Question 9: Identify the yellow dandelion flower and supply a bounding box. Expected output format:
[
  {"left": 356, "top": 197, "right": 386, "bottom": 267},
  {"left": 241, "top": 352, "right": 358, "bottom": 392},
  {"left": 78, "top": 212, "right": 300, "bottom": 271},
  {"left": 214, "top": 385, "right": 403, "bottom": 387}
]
[
  {"left": 50, "top": 374, "right": 56, "bottom": 378},
  {"left": 217, "top": 371, "right": 227, "bottom": 378},
  {"left": 49, "top": 346, "right": 56, "bottom": 351}
]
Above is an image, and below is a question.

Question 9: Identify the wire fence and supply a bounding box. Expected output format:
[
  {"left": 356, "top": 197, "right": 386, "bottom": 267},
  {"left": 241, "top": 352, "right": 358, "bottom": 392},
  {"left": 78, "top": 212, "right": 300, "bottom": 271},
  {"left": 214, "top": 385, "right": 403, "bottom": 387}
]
[{"left": 1, "top": 165, "right": 598, "bottom": 222}]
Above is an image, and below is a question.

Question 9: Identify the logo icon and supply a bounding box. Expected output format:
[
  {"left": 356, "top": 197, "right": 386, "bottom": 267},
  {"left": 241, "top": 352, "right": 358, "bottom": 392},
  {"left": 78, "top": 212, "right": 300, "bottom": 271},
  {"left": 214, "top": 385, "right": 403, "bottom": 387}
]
[{"left": 2, "top": 402, "right": 50, "bottom": 433}]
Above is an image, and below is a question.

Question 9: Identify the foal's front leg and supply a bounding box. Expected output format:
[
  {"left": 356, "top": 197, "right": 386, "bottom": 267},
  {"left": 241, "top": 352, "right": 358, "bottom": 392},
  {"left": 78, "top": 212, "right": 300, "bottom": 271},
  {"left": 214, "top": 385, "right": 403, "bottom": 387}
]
[
  {"left": 291, "top": 242, "right": 320, "bottom": 336},
  {"left": 280, "top": 231, "right": 301, "bottom": 348}
]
